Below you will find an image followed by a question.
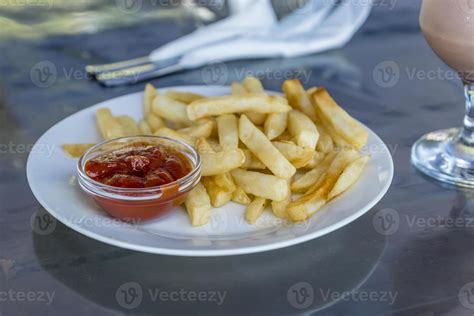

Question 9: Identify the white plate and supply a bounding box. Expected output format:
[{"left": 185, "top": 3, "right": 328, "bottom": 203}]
[{"left": 27, "top": 86, "right": 393, "bottom": 256}]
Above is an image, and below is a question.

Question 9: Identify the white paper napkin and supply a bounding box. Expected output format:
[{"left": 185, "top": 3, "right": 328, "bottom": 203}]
[{"left": 150, "top": 0, "right": 371, "bottom": 69}]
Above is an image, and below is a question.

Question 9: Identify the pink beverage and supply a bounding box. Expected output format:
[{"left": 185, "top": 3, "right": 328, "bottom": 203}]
[{"left": 420, "top": 0, "right": 474, "bottom": 80}]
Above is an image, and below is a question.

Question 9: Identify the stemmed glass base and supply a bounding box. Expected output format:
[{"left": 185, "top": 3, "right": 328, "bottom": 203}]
[{"left": 412, "top": 128, "right": 474, "bottom": 188}]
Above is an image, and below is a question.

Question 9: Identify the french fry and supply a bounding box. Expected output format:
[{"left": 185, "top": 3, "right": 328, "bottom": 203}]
[
  {"left": 231, "top": 82, "right": 247, "bottom": 95},
  {"left": 271, "top": 194, "right": 291, "bottom": 219},
  {"left": 272, "top": 141, "right": 314, "bottom": 168},
  {"left": 152, "top": 94, "right": 191, "bottom": 124},
  {"left": 232, "top": 187, "right": 252, "bottom": 205},
  {"left": 231, "top": 169, "right": 290, "bottom": 201},
  {"left": 304, "top": 151, "right": 326, "bottom": 169},
  {"left": 138, "top": 119, "right": 152, "bottom": 135},
  {"left": 200, "top": 149, "right": 245, "bottom": 176},
  {"left": 144, "top": 83, "right": 157, "bottom": 117},
  {"left": 287, "top": 180, "right": 331, "bottom": 221},
  {"left": 288, "top": 110, "right": 319, "bottom": 150},
  {"left": 146, "top": 114, "right": 165, "bottom": 132},
  {"left": 311, "top": 88, "right": 368, "bottom": 149},
  {"left": 214, "top": 172, "right": 236, "bottom": 193},
  {"left": 185, "top": 182, "right": 212, "bottom": 226},
  {"left": 304, "top": 149, "right": 360, "bottom": 197},
  {"left": 241, "top": 77, "right": 268, "bottom": 125},
  {"left": 63, "top": 144, "right": 95, "bottom": 158},
  {"left": 282, "top": 79, "right": 318, "bottom": 121},
  {"left": 328, "top": 155, "right": 370, "bottom": 200},
  {"left": 274, "top": 131, "right": 293, "bottom": 142},
  {"left": 96, "top": 108, "right": 124, "bottom": 140},
  {"left": 195, "top": 137, "right": 215, "bottom": 153},
  {"left": 165, "top": 90, "right": 205, "bottom": 104},
  {"left": 318, "top": 118, "right": 352, "bottom": 148},
  {"left": 201, "top": 177, "right": 233, "bottom": 208},
  {"left": 291, "top": 152, "right": 337, "bottom": 193},
  {"left": 178, "top": 119, "right": 213, "bottom": 138},
  {"left": 239, "top": 115, "right": 296, "bottom": 179},
  {"left": 242, "top": 76, "right": 264, "bottom": 93},
  {"left": 187, "top": 94, "right": 291, "bottom": 120},
  {"left": 287, "top": 149, "right": 360, "bottom": 221},
  {"left": 245, "top": 197, "right": 267, "bottom": 224},
  {"left": 216, "top": 114, "right": 239, "bottom": 149},
  {"left": 154, "top": 127, "right": 195, "bottom": 146},
  {"left": 264, "top": 112, "right": 288, "bottom": 140},
  {"left": 116, "top": 115, "right": 140, "bottom": 136},
  {"left": 316, "top": 126, "right": 334, "bottom": 153},
  {"left": 245, "top": 112, "right": 267, "bottom": 125},
  {"left": 241, "top": 149, "right": 266, "bottom": 170}
]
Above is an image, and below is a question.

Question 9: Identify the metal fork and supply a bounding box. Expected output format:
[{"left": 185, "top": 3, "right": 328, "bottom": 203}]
[{"left": 86, "top": 56, "right": 184, "bottom": 87}]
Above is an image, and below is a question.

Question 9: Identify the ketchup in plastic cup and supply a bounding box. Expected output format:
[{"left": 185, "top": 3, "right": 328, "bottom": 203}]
[{"left": 77, "top": 136, "right": 201, "bottom": 222}]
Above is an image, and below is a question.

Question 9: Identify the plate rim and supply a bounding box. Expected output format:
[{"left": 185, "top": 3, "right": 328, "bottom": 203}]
[{"left": 26, "top": 86, "right": 394, "bottom": 257}]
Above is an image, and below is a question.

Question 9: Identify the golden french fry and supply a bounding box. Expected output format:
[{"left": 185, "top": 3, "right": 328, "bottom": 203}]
[
  {"left": 288, "top": 110, "right": 319, "bottom": 150},
  {"left": 311, "top": 88, "right": 368, "bottom": 149},
  {"left": 232, "top": 186, "right": 252, "bottom": 205},
  {"left": 328, "top": 156, "right": 370, "bottom": 200},
  {"left": 272, "top": 141, "right": 314, "bottom": 169},
  {"left": 185, "top": 182, "right": 212, "bottom": 226},
  {"left": 282, "top": 79, "right": 318, "bottom": 121},
  {"left": 239, "top": 115, "right": 296, "bottom": 179},
  {"left": 152, "top": 94, "right": 191, "bottom": 124},
  {"left": 241, "top": 149, "right": 266, "bottom": 170},
  {"left": 274, "top": 131, "right": 293, "bottom": 142},
  {"left": 138, "top": 119, "right": 152, "bottom": 135},
  {"left": 165, "top": 90, "right": 205, "bottom": 104},
  {"left": 154, "top": 127, "right": 195, "bottom": 146},
  {"left": 116, "top": 115, "right": 140, "bottom": 136},
  {"left": 318, "top": 118, "right": 352, "bottom": 148},
  {"left": 304, "top": 149, "right": 360, "bottom": 197},
  {"left": 264, "top": 112, "right": 288, "bottom": 140},
  {"left": 231, "top": 82, "right": 247, "bottom": 95},
  {"left": 144, "top": 83, "right": 157, "bottom": 117},
  {"left": 207, "top": 139, "right": 222, "bottom": 152},
  {"left": 288, "top": 149, "right": 360, "bottom": 221},
  {"left": 201, "top": 177, "right": 233, "bottom": 208},
  {"left": 216, "top": 114, "right": 239, "bottom": 149},
  {"left": 316, "top": 125, "right": 334, "bottom": 153},
  {"left": 187, "top": 94, "right": 291, "bottom": 120},
  {"left": 271, "top": 194, "right": 291, "bottom": 219},
  {"left": 214, "top": 172, "right": 236, "bottom": 193},
  {"left": 96, "top": 108, "right": 124, "bottom": 140},
  {"left": 291, "top": 152, "right": 337, "bottom": 193},
  {"left": 245, "top": 112, "right": 266, "bottom": 125},
  {"left": 304, "top": 151, "right": 326, "bottom": 169},
  {"left": 200, "top": 149, "right": 245, "bottom": 176},
  {"left": 287, "top": 180, "right": 331, "bottom": 221},
  {"left": 178, "top": 119, "right": 213, "bottom": 138},
  {"left": 231, "top": 169, "right": 290, "bottom": 201},
  {"left": 195, "top": 137, "right": 215, "bottom": 154},
  {"left": 63, "top": 144, "right": 95, "bottom": 158},
  {"left": 242, "top": 76, "right": 264, "bottom": 93},
  {"left": 245, "top": 197, "right": 267, "bottom": 224},
  {"left": 146, "top": 113, "right": 165, "bottom": 132}
]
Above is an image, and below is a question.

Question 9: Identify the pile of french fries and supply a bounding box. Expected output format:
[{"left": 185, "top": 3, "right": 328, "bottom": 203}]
[{"left": 64, "top": 77, "right": 370, "bottom": 227}]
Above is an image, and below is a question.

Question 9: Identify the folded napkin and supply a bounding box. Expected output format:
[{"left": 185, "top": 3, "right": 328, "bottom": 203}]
[{"left": 150, "top": 0, "right": 371, "bottom": 69}]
